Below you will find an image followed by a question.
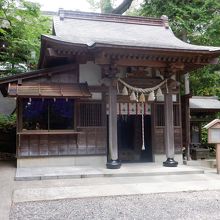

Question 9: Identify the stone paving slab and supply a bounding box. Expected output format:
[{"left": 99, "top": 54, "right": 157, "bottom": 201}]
[
  {"left": 15, "top": 163, "right": 205, "bottom": 181},
  {"left": 13, "top": 178, "right": 220, "bottom": 203}
]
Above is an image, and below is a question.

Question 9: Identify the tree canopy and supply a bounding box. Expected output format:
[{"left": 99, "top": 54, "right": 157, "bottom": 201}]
[
  {"left": 140, "top": 0, "right": 220, "bottom": 97},
  {"left": 1, "top": 0, "right": 220, "bottom": 98},
  {"left": 0, "top": 0, "right": 51, "bottom": 76},
  {"left": 87, "top": 0, "right": 134, "bottom": 14}
]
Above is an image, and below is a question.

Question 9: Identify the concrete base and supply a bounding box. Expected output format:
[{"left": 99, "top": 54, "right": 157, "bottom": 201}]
[
  {"left": 184, "top": 159, "right": 216, "bottom": 168},
  {"left": 106, "top": 160, "right": 121, "bottom": 169},
  {"left": 163, "top": 158, "right": 178, "bottom": 167},
  {"left": 154, "top": 154, "right": 183, "bottom": 164},
  {"left": 17, "top": 156, "right": 107, "bottom": 168}
]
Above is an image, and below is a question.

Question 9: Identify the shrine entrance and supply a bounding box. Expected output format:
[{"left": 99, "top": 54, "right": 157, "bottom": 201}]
[{"left": 117, "top": 103, "right": 153, "bottom": 162}]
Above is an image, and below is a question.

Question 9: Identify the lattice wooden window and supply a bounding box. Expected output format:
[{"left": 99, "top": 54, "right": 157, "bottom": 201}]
[
  {"left": 78, "top": 102, "right": 103, "bottom": 127},
  {"left": 155, "top": 103, "right": 180, "bottom": 127},
  {"left": 22, "top": 98, "right": 74, "bottom": 130},
  {"left": 155, "top": 103, "right": 165, "bottom": 127}
]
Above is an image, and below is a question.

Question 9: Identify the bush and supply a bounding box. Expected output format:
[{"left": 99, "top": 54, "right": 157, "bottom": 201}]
[{"left": 0, "top": 114, "right": 16, "bottom": 132}]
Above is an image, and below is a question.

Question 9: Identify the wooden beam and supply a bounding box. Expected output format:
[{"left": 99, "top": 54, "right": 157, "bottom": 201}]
[
  {"left": 209, "top": 57, "right": 219, "bottom": 64},
  {"left": 114, "top": 59, "right": 167, "bottom": 67},
  {"left": 88, "top": 85, "right": 108, "bottom": 92},
  {"left": 95, "top": 56, "right": 110, "bottom": 65},
  {"left": 170, "top": 63, "right": 184, "bottom": 71}
]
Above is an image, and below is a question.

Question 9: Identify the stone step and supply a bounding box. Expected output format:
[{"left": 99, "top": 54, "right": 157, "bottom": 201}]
[{"left": 15, "top": 164, "right": 205, "bottom": 181}]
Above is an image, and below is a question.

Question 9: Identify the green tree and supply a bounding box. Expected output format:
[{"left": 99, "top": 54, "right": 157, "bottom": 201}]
[
  {"left": 0, "top": 0, "right": 51, "bottom": 76},
  {"left": 87, "top": 0, "right": 134, "bottom": 14},
  {"left": 140, "top": 0, "right": 220, "bottom": 97},
  {"left": 141, "top": 0, "right": 220, "bottom": 44}
]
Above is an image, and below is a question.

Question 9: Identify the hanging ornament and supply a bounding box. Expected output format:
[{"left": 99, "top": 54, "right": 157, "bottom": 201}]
[
  {"left": 116, "top": 81, "right": 120, "bottom": 94},
  {"left": 156, "top": 88, "right": 163, "bottom": 98},
  {"left": 139, "top": 93, "right": 146, "bottom": 103},
  {"left": 27, "top": 98, "right": 32, "bottom": 106},
  {"left": 130, "top": 91, "right": 137, "bottom": 101},
  {"left": 136, "top": 92, "right": 139, "bottom": 102},
  {"left": 122, "top": 86, "right": 128, "bottom": 95},
  {"left": 148, "top": 91, "right": 155, "bottom": 101},
  {"left": 171, "top": 74, "right": 176, "bottom": 80}
]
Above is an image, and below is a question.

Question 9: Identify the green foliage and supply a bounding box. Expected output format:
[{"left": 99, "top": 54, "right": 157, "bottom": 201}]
[
  {"left": 0, "top": 113, "right": 16, "bottom": 131},
  {"left": 125, "top": 0, "right": 143, "bottom": 16},
  {"left": 190, "top": 66, "right": 220, "bottom": 97},
  {"left": 86, "top": 0, "right": 135, "bottom": 14},
  {"left": 140, "top": 0, "right": 220, "bottom": 99},
  {"left": 0, "top": 0, "right": 51, "bottom": 76},
  {"left": 141, "top": 0, "right": 220, "bottom": 44},
  {"left": 87, "top": 0, "right": 113, "bottom": 13},
  {"left": 102, "top": 0, "right": 113, "bottom": 13}
]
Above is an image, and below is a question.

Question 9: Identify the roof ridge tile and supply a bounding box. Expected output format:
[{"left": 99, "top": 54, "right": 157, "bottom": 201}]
[{"left": 57, "top": 9, "right": 164, "bottom": 26}]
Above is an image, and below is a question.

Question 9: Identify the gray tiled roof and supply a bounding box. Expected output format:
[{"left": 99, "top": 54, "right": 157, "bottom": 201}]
[
  {"left": 190, "top": 96, "right": 220, "bottom": 110},
  {"left": 50, "top": 11, "right": 220, "bottom": 52}
]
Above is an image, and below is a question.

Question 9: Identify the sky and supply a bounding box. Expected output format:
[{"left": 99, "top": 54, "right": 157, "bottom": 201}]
[
  {"left": 29, "top": 0, "right": 92, "bottom": 12},
  {"left": 29, "top": 0, "right": 126, "bottom": 12},
  {"left": 29, "top": 0, "right": 143, "bottom": 13}
]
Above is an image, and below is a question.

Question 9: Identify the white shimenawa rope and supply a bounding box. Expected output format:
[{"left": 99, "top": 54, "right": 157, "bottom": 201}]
[
  {"left": 118, "top": 78, "right": 167, "bottom": 151},
  {"left": 141, "top": 102, "right": 145, "bottom": 150},
  {"left": 117, "top": 77, "right": 174, "bottom": 151},
  {"left": 118, "top": 78, "right": 167, "bottom": 94}
]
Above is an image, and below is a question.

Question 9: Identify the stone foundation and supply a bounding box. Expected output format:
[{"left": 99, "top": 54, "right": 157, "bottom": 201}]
[{"left": 17, "top": 155, "right": 107, "bottom": 168}]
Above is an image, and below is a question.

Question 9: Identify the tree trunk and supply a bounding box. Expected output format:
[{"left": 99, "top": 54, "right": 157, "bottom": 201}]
[{"left": 111, "top": 0, "right": 133, "bottom": 14}]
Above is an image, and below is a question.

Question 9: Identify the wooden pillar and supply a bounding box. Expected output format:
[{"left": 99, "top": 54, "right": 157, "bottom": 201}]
[
  {"left": 217, "top": 144, "right": 220, "bottom": 174},
  {"left": 184, "top": 73, "right": 191, "bottom": 161},
  {"left": 185, "top": 96, "right": 191, "bottom": 160},
  {"left": 106, "top": 78, "right": 121, "bottom": 169},
  {"left": 163, "top": 92, "right": 178, "bottom": 167}
]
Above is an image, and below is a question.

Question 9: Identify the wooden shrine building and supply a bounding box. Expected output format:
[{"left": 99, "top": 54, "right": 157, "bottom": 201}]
[
  {"left": 190, "top": 96, "right": 220, "bottom": 147},
  {"left": 1, "top": 10, "right": 220, "bottom": 168}
]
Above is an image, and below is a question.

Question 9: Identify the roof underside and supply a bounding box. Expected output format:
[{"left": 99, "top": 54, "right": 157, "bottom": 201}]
[
  {"left": 51, "top": 11, "right": 220, "bottom": 53},
  {"left": 8, "top": 83, "right": 91, "bottom": 98},
  {"left": 190, "top": 96, "right": 220, "bottom": 110}
]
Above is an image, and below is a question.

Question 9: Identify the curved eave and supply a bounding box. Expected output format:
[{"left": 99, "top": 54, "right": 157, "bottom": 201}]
[
  {"left": 38, "top": 35, "right": 220, "bottom": 69},
  {"left": 92, "top": 42, "right": 220, "bottom": 56},
  {"left": 40, "top": 35, "right": 220, "bottom": 56},
  {"left": 38, "top": 35, "right": 88, "bottom": 68},
  {"left": 41, "top": 35, "right": 88, "bottom": 48}
]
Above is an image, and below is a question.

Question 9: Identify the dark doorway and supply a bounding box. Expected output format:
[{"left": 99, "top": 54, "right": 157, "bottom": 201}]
[{"left": 117, "top": 115, "right": 152, "bottom": 162}]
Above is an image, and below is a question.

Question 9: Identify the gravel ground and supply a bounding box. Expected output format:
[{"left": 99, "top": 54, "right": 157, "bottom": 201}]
[{"left": 10, "top": 190, "right": 220, "bottom": 220}]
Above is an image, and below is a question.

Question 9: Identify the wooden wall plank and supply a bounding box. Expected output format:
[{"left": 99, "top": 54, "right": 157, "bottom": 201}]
[
  {"left": 48, "top": 135, "right": 59, "bottom": 155},
  {"left": 68, "top": 135, "right": 77, "bottom": 154},
  {"left": 29, "top": 135, "right": 39, "bottom": 156},
  {"left": 58, "top": 134, "right": 68, "bottom": 155},
  {"left": 39, "top": 135, "right": 48, "bottom": 156},
  {"left": 17, "top": 127, "right": 107, "bottom": 157},
  {"left": 19, "top": 136, "right": 29, "bottom": 157},
  {"left": 77, "top": 132, "right": 87, "bottom": 154}
]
